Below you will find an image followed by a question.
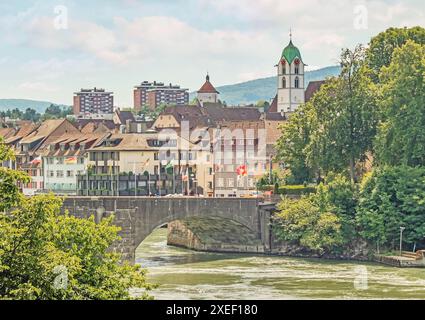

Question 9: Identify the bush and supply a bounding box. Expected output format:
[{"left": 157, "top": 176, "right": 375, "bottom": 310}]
[{"left": 278, "top": 185, "right": 316, "bottom": 196}]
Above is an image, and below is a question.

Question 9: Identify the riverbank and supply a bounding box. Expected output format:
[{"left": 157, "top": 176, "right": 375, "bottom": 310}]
[{"left": 167, "top": 218, "right": 425, "bottom": 268}]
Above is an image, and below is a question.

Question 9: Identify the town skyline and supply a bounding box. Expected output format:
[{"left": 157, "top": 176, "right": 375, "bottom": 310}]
[{"left": 0, "top": 0, "right": 424, "bottom": 107}]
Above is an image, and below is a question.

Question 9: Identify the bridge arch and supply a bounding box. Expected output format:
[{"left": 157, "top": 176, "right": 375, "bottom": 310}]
[{"left": 62, "top": 197, "right": 272, "bottom": 263}]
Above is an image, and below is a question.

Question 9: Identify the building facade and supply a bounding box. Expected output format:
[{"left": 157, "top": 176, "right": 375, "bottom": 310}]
[
  {"left": 133, "top": 81, "right": 189, "bottom": 112},
  {"left": 73, "top": 88, "right": 114, "bottom": 116}
]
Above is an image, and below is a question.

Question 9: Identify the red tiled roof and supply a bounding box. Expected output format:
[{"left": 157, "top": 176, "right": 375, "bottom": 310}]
[
  {"left": 268, "top": 95, "right": 278, "bottom": 113},
  {"left": 305, "top": 80, "right": 326, "bottom": 102},
  {"left": 198, "top": 75, "right": 219, "bottom": 94}
]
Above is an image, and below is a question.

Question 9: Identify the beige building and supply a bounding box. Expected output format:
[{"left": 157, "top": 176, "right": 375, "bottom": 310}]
[{"left": 86, "top": 132, "right": 214, "bottom": 196}]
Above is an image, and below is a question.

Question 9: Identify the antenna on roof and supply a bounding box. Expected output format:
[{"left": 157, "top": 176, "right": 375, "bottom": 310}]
[{"left": 290, "top": 27, "right": 293, "bottom": 41}]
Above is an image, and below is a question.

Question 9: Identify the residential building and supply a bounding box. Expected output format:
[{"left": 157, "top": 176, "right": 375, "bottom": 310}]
[
  {"left": 1, "top": 119, "right": 80, "bottom": 195},
  {"left": 133, "top": 81, "right": 189, "bottom": 113},
  {"left": 80, "top": 132, "right": 213, "bottom": 197},
  {"left": 42, "top": 133, "right": 107, "bottom": 194},
  {"left": 73, "top": 87, "right": 114, "bottom": 116}
]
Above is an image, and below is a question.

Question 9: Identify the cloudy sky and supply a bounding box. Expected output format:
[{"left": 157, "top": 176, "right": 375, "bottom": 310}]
[{"left": 0, "top": 0, "right": 423, "bottom": 106}]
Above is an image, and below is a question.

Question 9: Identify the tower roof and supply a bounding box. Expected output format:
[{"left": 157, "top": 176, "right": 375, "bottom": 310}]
[
  {"left": 198, "top": 74, "right": 219, "bottom": 94},
  {"left": 281, "top": 40, "right": 302, "bottom": 64}
]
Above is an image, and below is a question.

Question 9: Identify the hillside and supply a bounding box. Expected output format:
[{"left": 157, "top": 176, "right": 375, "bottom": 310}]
[
  {"left": 0, "top": 99, "right": 69, "bottom": 113},
  {"left": 190, "top": 65, "right": 341, "bottom": 105}
]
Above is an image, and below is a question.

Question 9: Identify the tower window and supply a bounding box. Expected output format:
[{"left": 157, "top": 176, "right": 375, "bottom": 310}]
[
  {"left": 282, "top": 65, "right": 286, "bottom": 74},
  {"left": 282, "top": 77, "right": 286, "bottom": 89},
  {"left": 295, "top": 66, "right": 299, "bottom": 74},
  {"left": 295, "top": 77, "right": 300, "bottom": 89}
]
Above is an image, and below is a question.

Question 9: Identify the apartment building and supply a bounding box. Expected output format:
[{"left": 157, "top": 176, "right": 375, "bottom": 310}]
[
  {"left": 133, "top": 81, "right": 189, "bottom": 112},
  {"left": 73, "top": 88, "right": 114, "bottom": 116},
  {"left": 42, "top": 133, "right": 107, "bottom": 194},
  {"left": 79, "top": 132, "right": 213, "bottom": 197}
]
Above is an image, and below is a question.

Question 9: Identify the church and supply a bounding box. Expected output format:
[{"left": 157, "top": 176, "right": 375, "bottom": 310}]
[{"left": 268, "top": 36, "right": 325, "bottom": 115}]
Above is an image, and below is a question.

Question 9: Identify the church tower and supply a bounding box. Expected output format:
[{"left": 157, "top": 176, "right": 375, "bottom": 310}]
[
  {"left": 197, "top": 74, "right": 220, "bottom": 107},
  {"left": 277, "top": 35, "right": 305, "bottom": 113}
]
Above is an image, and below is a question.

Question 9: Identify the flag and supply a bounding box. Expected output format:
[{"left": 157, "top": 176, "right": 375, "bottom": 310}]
[
  {"left": 165, "top": 161, "right": 173, "bottom": 174},
  {"left": 236, "top": 165, "right": 248, "bottom": 177},
  {"left": 65, "top": 156, "right": 78, "bottom": 165},
  {"left": 30, "top": 156, "right": 42, "bottom": 165},
  {"left": 182, "top": 168, "right": 189, "bottom": 182}
]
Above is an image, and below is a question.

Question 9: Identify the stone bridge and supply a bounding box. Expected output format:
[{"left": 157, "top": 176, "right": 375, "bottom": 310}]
[{"left": 62, "top": 197, "right": 276, "bottom": 262}]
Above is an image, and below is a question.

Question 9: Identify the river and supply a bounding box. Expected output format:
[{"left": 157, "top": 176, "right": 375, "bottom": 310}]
[{"left": 135, "top": 228, "right": 425, "bottom": 300}]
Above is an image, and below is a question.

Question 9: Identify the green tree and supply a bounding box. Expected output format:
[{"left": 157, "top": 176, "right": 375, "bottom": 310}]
[
  {"left": 374, "top": 41, "right": 425, "bottom": 166},
  {"left": 22, "top": 108, "right": 41, "bottom": 122},
  {"left": 306, "top": 46, "right": 378, "bottom": 182},
  {"left": 275, "top": 102, "right": 316, "bottom": 184},
  {"left": 0, "top": 138, "right": 153, "bottom": 300},
  {"left": 356, "top": 166, "right": 425, "bottom": 251},
  {"left": 366, "top": 26, "right": 425, "bottom": 82}
]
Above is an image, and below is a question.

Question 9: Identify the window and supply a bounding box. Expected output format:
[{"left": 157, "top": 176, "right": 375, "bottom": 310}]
[
  {"left": 282, "top": 77, "right": 286, "bottom": 88},
  {"left": 295, "top": 66, "right": 299, "bottom": 74},
  {"left": 217, "top": 178, "right": 224, "bottom": 188},
  {"left": 282, "top": 65, "right": 286, "bottom": 74},
  {"left": 228, "top": 178, "right": 235, "bottom": 188},
  {"left": 67, "top": 171, "right": 74, "bottom": 177},
  {"left": 57, "top": 158, "right": 64, "bottom": 165},
  {"left": 295, "top": 77, "right": 300, "bottom": 89},
  {"left": 57, "top": 171, "right": 64, "bottom": 178}
]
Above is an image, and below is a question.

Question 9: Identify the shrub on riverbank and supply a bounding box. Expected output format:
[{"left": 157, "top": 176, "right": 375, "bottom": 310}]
[{"left": 273, "top": 174, "right": 354, "bottom": 254}]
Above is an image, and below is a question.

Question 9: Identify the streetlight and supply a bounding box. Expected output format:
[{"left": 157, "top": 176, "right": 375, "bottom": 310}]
[{"left": 400, "top": 226, "right": 406, "bottom": 257}]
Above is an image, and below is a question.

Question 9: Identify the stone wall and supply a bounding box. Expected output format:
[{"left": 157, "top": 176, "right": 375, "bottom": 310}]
[{"left": 167, "top": 217, "right": 265, "bottom": 254}]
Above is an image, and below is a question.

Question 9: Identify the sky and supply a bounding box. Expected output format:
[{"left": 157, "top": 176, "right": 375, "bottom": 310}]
[{"left": 0, "top": 0, "right": 423, "bottom": 107}]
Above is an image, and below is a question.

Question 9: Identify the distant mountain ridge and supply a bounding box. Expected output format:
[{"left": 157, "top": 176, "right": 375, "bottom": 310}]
[
  {"left": 0, "top": 99, "right": 70, "bottom": 113},
  {"left": 190, "top": 65, "right": 341, "bottom": 105}
]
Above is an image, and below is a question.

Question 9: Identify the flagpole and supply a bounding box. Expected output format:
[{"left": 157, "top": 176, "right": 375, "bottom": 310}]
[
  {"left": 159, "top": 161, "right": 162, "bottom": 197},
  {"left": 134, "top": 162, "right": 137, "bottom": 198}
]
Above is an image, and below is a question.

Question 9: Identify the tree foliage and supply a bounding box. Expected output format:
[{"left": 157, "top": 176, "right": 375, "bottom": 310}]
[
  {"left": 0, "top": 138, "right": 153, "bottom": 300},
  {"left": 374, "top": 41, "right": 425, "bottom": 166},
  {"left": 274, "top": 174, "right": 356, "bottom": 253},
  {"left": 357, "top": 166, "right": 425, "bottom": 250},
  {"left": 366, "top": 26, "right": 425, "bottom": 82}
]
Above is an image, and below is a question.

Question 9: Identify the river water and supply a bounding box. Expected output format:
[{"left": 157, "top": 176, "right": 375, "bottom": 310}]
[{"left": 135, "top": 228, "right": 425, "bottom": 300}]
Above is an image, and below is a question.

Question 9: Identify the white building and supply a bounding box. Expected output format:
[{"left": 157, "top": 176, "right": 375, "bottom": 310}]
[
  {"left": 276, "top": 38, "right": 306, "bottom": 113},
  {"left": 42, "top": 134, "right": 106, "bottom": 194}
]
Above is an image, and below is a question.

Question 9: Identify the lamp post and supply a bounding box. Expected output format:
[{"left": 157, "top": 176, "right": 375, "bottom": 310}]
[{"left": 400, "top": 226, "right": 405, "bottom": 257}]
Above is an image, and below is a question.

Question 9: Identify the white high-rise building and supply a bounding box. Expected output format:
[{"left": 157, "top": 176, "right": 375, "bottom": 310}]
[{"left": 276, "top": 37, "right": 305, "bottom": 113}]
